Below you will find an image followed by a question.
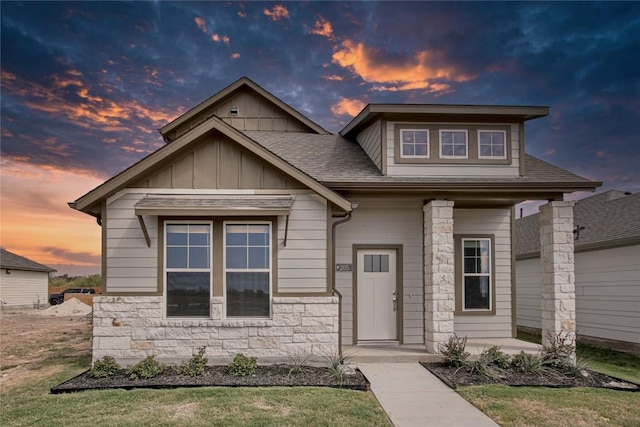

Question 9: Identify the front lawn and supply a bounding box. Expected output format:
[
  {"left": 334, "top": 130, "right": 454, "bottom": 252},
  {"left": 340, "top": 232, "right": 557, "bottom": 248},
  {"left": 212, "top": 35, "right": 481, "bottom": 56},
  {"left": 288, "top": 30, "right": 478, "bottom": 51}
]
[{"left": 458, "top": 385, "right": 640, "bottom": 427}]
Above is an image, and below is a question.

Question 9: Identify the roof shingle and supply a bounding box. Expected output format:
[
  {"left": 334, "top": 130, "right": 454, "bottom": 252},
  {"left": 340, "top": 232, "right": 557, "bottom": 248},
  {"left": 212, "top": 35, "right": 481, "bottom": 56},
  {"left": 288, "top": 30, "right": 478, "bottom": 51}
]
[{"left": 0, "top": 249, "right": 56, "bottom": 273}]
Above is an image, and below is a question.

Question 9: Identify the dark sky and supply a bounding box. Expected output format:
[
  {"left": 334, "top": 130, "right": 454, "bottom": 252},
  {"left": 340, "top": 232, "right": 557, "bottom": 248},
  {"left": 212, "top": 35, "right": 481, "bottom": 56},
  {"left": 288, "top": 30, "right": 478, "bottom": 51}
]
[{"left": 1, "top": 1, "right": 639, "bottom": 273}]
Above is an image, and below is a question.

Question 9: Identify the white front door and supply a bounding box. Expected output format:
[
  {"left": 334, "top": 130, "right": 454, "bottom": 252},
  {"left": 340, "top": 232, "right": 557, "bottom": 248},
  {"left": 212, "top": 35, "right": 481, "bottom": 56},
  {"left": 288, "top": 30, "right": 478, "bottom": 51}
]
[{"left": 357, "top": 249, "right": 397, "bottom": 341}]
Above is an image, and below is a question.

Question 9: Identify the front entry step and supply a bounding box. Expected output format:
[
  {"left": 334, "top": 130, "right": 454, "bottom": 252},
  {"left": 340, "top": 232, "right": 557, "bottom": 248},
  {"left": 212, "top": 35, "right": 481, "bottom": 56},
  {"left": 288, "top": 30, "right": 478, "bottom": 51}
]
[
  {"left": 357, "top": 340, "right": 399, "bottom": 346},
  {"left": 344, "top": 345, "right": 443, "bottom": 363}
]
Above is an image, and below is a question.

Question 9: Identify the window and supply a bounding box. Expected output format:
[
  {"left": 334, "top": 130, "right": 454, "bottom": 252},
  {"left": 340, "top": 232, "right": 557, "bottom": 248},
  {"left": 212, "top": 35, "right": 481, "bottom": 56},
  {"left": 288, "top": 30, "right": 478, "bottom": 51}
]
[
  {"left": 363, "top": 254, "right": 389, "bottom": 272},
  {"left": 462, "top": 238, "right": 491, "bottom": 310},
  {"left": 478, "top": 131, "right": 506, "bottom": 159},
  {"left": 440, "top": 130, "right": 468, "bottom": 158},
  {"left": 400, "top": 129, "right": 429, "bottom": 158},
  {"left": 165, "top": 222, "right": 212, "bottom": 318},
  {"left": 225, "top": 223, "right": 271, "bottom": 318}
]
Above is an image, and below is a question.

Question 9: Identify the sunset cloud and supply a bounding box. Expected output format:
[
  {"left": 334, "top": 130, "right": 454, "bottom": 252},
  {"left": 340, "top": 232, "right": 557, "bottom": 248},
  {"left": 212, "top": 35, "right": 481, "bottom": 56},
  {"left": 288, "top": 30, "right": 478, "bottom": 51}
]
[
  {"left": 212, "top": 34, "right": 230, "bottom": 45},
  {"left": 309, "top": 16, "right": 334, "bottom": 39},
  {"left": 330, "top": 97, "right": 366, "bottom": 117},
  {"left": 263, "top": 5, "right": 289, "bottom": 21},
  {"left": 231, "top": 53, "right": 241, "bottom": 59},
  {"left": 332, "top": 40, "right": 474, "bottom": 92},
  {"left": 194, "top": 16, "right": 208, "bottom": 33},
  {"left": 322, "top": 74, "right": 344, "bottom": 81}
]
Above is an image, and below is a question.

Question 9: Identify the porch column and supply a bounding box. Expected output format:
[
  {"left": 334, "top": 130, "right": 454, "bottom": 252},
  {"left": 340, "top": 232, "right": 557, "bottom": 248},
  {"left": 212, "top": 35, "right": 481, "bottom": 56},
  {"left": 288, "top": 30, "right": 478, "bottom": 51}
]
[
  {"left": 423, "top": 200, "right": 455, "bottom": 353},
  {"left": 539, "top": 201, "right": 576, "bottom": 352}
]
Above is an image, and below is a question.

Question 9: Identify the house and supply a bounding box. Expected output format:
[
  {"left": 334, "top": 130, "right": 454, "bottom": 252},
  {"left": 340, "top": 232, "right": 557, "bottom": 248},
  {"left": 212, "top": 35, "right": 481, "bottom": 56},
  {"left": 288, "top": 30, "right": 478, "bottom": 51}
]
[
  {"left": 70, "top": 77, "right": 601, "bottom": 364},
  {"left": 516, "top": 190, "right": 640, "bottom": 352},
  {"left": 0, "top": 248, "right": 56, "bottom": 307}
]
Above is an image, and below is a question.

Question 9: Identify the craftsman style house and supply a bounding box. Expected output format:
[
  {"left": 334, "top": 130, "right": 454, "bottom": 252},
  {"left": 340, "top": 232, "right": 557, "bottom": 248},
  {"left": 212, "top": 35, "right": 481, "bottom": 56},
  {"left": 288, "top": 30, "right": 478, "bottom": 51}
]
[{"left": 71, "top": 77, "right": 600, "bottom": 364}]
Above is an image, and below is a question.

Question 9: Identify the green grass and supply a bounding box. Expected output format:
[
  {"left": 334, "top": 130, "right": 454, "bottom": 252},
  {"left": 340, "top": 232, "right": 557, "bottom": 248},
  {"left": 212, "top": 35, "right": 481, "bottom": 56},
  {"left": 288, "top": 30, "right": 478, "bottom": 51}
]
[
  {"left": 517, "top": 331, "right": 640, "bottom": 384},
  {"left": 458, "top": 385, "right": 640, "bottom": 427},
  {"left": 1, "top": 365, "right": 390, "bottom": 427}
]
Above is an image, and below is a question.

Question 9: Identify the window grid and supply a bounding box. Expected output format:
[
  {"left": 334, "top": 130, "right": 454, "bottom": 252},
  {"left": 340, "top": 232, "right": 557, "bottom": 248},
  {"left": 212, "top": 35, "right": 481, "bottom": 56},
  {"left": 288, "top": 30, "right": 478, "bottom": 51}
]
[
  {"left": 478, "top": 130, "right": 506, "bottom": 159},
  {"left": 440, "top": 130, "right": 468, "bottom": 158},
  {"left": 400, "top": 129, "right": 429, "bottom": 158}
]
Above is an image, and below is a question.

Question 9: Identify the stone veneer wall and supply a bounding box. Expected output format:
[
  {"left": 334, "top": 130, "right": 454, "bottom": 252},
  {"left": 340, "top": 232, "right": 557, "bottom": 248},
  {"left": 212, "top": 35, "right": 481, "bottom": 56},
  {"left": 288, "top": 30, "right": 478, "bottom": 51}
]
[{"left": 92, "top": 296, "right": 339, "bottom": 365}]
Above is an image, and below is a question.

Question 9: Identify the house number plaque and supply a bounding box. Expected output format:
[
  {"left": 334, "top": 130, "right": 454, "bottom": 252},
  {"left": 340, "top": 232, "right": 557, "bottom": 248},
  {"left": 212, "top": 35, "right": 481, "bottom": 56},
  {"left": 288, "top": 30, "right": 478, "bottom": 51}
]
[{"left": 335, "top": 264, "right": 352, "bottom": 272}]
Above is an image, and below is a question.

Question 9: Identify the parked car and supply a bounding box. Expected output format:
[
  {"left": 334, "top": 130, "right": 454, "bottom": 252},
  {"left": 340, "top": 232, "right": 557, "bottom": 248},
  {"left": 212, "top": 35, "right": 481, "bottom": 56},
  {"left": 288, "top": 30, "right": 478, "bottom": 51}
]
[{"left": 48, "top": 288, "right": 95, "bottom": 305}]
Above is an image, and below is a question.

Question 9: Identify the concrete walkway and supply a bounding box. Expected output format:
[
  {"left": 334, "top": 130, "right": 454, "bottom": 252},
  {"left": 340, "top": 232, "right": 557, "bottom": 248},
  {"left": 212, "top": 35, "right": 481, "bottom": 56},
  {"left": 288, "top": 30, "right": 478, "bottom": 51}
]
[{"left": 358, "top": 363, "right": 499, "bottom": 427}]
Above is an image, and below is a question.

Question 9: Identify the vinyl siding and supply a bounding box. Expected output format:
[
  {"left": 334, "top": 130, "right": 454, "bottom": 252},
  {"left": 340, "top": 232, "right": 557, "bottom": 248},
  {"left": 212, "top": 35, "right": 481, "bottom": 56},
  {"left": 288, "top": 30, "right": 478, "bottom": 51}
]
[
  {"left": 355, "top": 119, "right": 382, "bottom": 171},
  {"left": 0, "top": 269, "right": 49, "bottom": 306},
  {"left": 516, "top": 245, "right": 640, "bottom": 345},
  {"left": 276, "top": 194, "right": 328, "bottom": 293},
  {"left": 335, "top": 197, "right": 425, "bottom": 345},
  {"left": 386, "top": 121, "right": 521, "bottom": 177},
  {"left": 454, "top": 209, "right": 513, "bottom": 338}
]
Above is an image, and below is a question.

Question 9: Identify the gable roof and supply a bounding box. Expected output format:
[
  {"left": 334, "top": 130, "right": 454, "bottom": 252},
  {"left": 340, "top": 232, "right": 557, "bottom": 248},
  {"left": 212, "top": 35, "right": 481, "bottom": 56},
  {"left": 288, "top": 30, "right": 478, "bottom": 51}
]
[
  {"left": 159, "top": 76, "right": 329, "bottom": 138},
  {"left": 244, "top": 131, "right": 599, "bottom": 192},
  {"left": 516, "top": 190, "right": 640, "bottom": 257},
  {"left": 71, "top": 116, "right": 353, "bottom": 216},
  {"left": 341, "top": 104, "right": 549, "bottom": 137},
  {"left": 1, "top": 249, "right": 56, "bottom": 273}
]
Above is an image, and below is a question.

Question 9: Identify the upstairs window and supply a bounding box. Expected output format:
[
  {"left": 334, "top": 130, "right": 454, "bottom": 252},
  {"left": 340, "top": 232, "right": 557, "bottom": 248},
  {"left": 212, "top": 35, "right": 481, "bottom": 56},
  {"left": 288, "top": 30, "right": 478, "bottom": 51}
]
[
  {"left": 478, "top": 130, "right": 506, "bottom": 159},
  {"left": 400, "top": 129, "right": 429, "bottom": 158},
  {"left": 440, "top": 130, "right": 468, "bottom": 158}
]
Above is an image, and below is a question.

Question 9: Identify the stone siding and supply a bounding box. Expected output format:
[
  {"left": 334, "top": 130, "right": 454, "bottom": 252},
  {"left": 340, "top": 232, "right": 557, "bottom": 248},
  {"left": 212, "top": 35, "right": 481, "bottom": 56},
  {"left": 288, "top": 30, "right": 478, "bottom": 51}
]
[{"left": 92, "top": 296, "right": 339, "bottom": 365}]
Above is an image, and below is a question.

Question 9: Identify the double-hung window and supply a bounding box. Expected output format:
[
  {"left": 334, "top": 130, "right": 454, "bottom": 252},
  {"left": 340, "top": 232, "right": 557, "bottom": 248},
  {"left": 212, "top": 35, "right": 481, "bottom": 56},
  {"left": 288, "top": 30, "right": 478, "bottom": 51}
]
[
  {"left": 225, "top": 223, "right": 271, "bottom": 318},
  {"left": 440, "top": 130, "right": 468, "bottom": 158},
  {"left": 462, "top": 238, "right": 492, "bottom": 311},
  {"left": 400, "top": 129, "right": 429, "bottom": 158},
  {"left": 478, "top": 130, "right": 506, "bottom": 159},
  {"left": 165, "top": 222, "right": 212, "bottom": 318}
]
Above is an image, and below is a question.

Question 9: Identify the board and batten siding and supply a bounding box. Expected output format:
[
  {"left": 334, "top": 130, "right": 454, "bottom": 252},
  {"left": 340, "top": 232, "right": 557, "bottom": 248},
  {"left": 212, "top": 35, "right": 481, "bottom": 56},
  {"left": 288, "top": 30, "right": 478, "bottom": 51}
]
[
  {"left": 517, "top": 245, "right": 640, "bottom": 345},
  {"left": 385, "top": 121, "right": 521, "bottom": 177},
  {"left": 276, "top": 194, "right": 328, "bottom": 293},
  {"left": 335, "top": 197, "right": 425, "bottom": 345},
  {"left": 0, "top": 269, "right": 49, "bottom": 306},
  {"left": 454, "top": 209, "right": 513, "bottom": 338},
  {"left": 105, "top": 190, "right": 328, "bottom": 295},
  {"left": 355, "top": 119, "right": 382, "bottom": 171}
]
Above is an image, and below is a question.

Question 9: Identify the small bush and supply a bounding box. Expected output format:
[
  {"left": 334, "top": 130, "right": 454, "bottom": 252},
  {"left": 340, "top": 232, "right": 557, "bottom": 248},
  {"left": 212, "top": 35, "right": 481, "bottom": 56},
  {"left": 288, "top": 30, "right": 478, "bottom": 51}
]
[
  {"left": 324, "top": 350, "right": 351, "bottom": 385},
  {"left": 127, "top": 356, "right": 164, "bottom": 380},
  {"left": 181, "top": 346, "right": 208, "bottom": 377},
  {"left": 91, "top": 356, "right": 121, "bottom": 378},
  {"left": 287, "top": 354, "right": 310, "bottom": 377},
  {"left": 228, "top": 353, "right": 257, "bottom": 377},
  {"left": 511, "top": 351, "right": 543, "bottom": 374},
  {"left": 541, "top": 332, "right": 576, "bottom": 369},
  {"left": 482, "top": 345, "right": 511, "bottom": 369},
  {"left": 439, "top": 334, "right": 470, "bottom": 367}
]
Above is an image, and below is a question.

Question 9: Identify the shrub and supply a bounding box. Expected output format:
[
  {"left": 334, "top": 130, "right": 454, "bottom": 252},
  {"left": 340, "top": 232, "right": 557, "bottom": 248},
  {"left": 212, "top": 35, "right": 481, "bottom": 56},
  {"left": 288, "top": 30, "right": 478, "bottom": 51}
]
[
  {"left": 511, "top": 351, "right": 543, "bottom": 374},
  {"left": 324, "top": 350, "right": 351, "bottom": 385},
  {"left": 287, "top": 353, "right": 310, "bottom": 377},
  {"left": 127, "top": 356, "right": 164, "bottom": 380},
  {"left": 91, "top": 356, "right": 121, "bottom": 378},
  {"left": 439, "top": 334, "right": 470, "bottom": 367},
  {"left": 541, "top": 332, "right": 576, "bottom": 370},
  {"left": 482, "top": 345, "right": 511, "bottom": 369},
  {"left": 181, "top": 346, "right": 208, "bottom": 377},
  {"left": 228, "top": 353, "right": 257, "bottom": 377}
]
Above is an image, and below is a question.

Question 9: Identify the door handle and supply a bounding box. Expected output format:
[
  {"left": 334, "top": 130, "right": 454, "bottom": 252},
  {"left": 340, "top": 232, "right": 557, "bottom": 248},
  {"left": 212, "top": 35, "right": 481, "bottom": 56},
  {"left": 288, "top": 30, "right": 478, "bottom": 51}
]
[{"left": 392, "top": 297, "right": 397, "bottom": 312}]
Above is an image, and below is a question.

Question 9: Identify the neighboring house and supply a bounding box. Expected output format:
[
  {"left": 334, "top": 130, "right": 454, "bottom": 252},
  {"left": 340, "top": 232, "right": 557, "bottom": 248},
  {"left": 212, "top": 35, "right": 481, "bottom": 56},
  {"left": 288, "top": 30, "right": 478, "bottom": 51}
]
[
  {"left": 70, "top": 77, "right": 600, "bottom": 364},
  {"left": 0, "top": 248, "right": 56, "bottom": 307},
  {"left": 516, "top": 190, "right": 640, "bottom": 352}
]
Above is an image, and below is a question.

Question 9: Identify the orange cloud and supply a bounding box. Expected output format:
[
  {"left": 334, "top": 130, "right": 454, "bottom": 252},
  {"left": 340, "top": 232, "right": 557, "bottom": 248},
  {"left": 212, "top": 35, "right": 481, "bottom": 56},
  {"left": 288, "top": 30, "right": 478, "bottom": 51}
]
[
  {"left": 238, "top": 10, "right": 246, "bottom": 18},
  {"left": 212, "top": 34, "right": 230, "bottom": 45},
  {"left": 322, "top": 74, "right": 344, "bottom": 81},
  {"left": 263, "top": 5, "right": 289, "bottom": 21},
  {"left": 332, "top": 40, "right": 474, "bottom": 92},
  {"left": 330, "top": 97, "right": 366, "bottom": 117},
  {"left": 309, "top": 16, "right": 334, "bottom": 39},
  {"left": 194, "top": 16, "right": 208, "bottom": 33},
  {"left": 231, "top": 53, "right": 241, "bottom": 59}
]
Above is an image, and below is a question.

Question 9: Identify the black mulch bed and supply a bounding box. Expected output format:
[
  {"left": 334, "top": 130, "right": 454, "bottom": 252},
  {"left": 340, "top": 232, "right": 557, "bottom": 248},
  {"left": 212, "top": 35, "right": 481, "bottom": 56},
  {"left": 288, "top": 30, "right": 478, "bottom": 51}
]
[
  {"left": 421, "top": 362, "right": 639, "bottom": 391},
  {"left": 51, "top": 365, "right": 369, "bottom": 394}
]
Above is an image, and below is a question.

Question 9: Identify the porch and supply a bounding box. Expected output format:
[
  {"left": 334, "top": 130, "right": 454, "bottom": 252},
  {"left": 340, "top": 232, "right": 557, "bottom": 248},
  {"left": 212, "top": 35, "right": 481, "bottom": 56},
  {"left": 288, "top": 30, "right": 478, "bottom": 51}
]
[{"left": 344, "top": 338, "right": 540, "bottom": 363}]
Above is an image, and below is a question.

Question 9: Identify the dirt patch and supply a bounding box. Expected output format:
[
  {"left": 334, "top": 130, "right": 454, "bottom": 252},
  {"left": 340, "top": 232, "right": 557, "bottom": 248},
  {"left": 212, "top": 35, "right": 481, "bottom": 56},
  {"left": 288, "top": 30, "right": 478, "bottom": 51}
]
[
  {"left": 40, "top": 298, "right": 92, "bottom": 316},
  {"left": 165, "top": 402, "right": 199, "bottom": 420},
  {"left": 422, "top": 362, "right": 639, "bottom": 390},
  {"left": 0, "top": 308, "right": 92, "bottom": 389}
]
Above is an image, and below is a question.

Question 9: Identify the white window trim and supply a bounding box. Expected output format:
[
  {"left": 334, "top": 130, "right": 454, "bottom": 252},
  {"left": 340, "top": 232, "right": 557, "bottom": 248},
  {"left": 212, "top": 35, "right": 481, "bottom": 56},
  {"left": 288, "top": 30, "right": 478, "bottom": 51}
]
[
  {"left": 163, "top": 220, "right": 213, "bottom": 319},
  {"left": 223, "top": 220, "right": 273, "bottom": 320},
  {"left": 477, "top": 130, "right": 507, "bottom": 160},
  {"left": 461, "top": 237, "right": 492, "bottom": 312},
  {"left": 439, "top": 129, "right": 468, "bottom": 159},
  {"left": 399, "top": 129, "right": 430, "bottom": 159}
]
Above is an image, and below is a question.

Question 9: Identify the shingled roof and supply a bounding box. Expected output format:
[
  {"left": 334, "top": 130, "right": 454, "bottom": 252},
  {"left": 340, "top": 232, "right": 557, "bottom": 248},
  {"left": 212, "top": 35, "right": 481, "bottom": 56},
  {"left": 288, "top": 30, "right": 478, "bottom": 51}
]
[
  {"left": 516, "top": 190, "right": 640, "bottom": 257},
  {"left": 0, "top": 249, "right": 56, "bottom": 273},
  {"left": 243, "top": 131, "right": 597, "bottom": 188}
]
